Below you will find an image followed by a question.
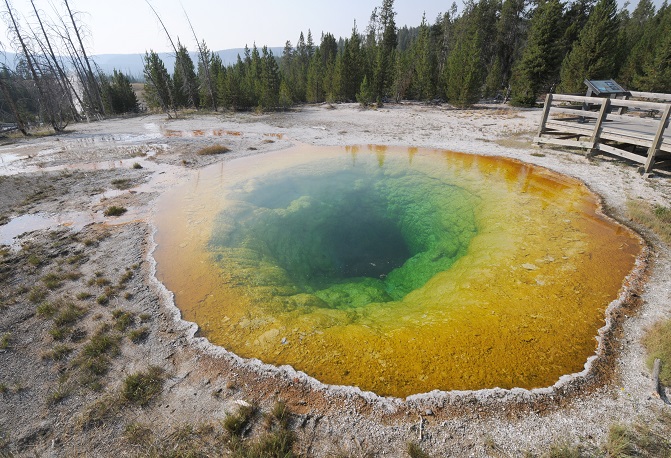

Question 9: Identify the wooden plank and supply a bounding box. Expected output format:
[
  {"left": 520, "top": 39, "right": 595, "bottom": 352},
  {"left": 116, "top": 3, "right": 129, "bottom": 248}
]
[
  {"left": 610, "top": 98, "right": 670, "bottom": 111},
  {"left": 600, "top": 130, "right": 654, "bottom": 148},
  {"left": 630, "top": 91, "right": 671, "bottom": 102},
  {"left": 550, "top": 106, "right": 601, "bottom": 118},
  {"left": 534, "top": 137, "right": 595, "bottom": 149},
  {"left": 643, "top": 103, "right": 671, "bottom": 173},
  {"left": 537, "top": 94, "right": 553, "bottom": 137},
  {"left": 546, "top": 119, "right": 594, "bottom": 135},
  {"left": 591, "top": 99, "right": 610, "bottom": 141},
  {"left": 596, "top": 143, "right": 646, "bottom": 164},
  {"left": 605, "top": 112, "right": 665, "bottom": 128},
  {"left": 552, "top": 94, "right": 607, "bottom": 104}
]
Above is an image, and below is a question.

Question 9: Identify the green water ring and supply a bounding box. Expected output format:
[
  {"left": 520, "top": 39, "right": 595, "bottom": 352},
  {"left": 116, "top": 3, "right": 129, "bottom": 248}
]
[{"left": 208, "top": 161, "right": 480, "bottom": 311}]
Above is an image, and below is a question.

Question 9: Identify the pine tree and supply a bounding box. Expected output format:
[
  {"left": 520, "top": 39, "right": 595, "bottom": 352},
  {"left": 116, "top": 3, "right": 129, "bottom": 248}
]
[
  {"left": 444, "top": 11, "right": 483, "bottom": 108},
  {"left": 278, "top": 80, "right": 293, "bottom": 109},
  {"left": 632, "top": 5, "right": 671, "bottom": 92},
  {"left": 491, "top": 0, "right": 528, "bottom": 94},
  {"left": 307, "top": 48, "right": 325, "bottom": 103},
  {"left": 260, "top": 46, "right": 280, "bottom": 110},
  {"left": 143, "top": 50, "right": 174, "bottom": 115},
  {"left": 373, "top": 0, "right": 398, "bottom": 100},
  {"left": 510, "top": 0, "right": 564, "bottom": 106},
  {"left": 102, "top": 70, "right": 139, "bottom": 114},
  {"left": 356, "top": 75, "right": 374, "bottom": 106},
  {"left": 558, "top": 0, "right": 619, "bottom": 93},
  {"left": 173, "top": 42, "right": 199, "bottom": 108},
  {"left": 413, "top": 14, "right": 435, "bottom": 101},
  {"left": 618, "top": 0, "right": 658, "bottom": 87},
  {"left": 340, "top": 24, "right": 364, "bottom": 101}
]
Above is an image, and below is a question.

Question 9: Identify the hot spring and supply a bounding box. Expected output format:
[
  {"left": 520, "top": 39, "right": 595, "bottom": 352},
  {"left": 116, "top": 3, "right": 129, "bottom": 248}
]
[{"left": 153, "top": 145, "right": 641, "bottom": 397}]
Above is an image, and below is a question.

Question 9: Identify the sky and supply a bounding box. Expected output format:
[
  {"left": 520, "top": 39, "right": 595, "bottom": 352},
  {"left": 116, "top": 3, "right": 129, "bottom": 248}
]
[{"left": 0, "top": 0, "right": 665, "bottom": 56}]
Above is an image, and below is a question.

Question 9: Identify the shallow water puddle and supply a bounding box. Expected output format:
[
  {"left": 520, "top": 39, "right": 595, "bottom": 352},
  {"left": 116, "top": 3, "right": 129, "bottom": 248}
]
[{"left": 153, "top": 145, "right": 641, "bottom": 397}]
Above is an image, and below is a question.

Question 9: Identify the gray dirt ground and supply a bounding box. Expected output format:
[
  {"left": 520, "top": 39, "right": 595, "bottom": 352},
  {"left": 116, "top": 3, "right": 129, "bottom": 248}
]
[{"left": 0, "top": 103, "right": 670, "bottom": 457}]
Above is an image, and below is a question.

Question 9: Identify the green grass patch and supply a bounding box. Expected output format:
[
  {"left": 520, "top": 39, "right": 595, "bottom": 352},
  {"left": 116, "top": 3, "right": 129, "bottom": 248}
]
[
  {"left": 43, "top": 344, "right": 73, "bottom": 361},
  {"left": 104, "top": 206, "right": 127, "bottom": 217},
  {"left": 197, "top": 145, "right": 231, "bottom": 156},
  {"left": 53, "top": 303, "right": 86, "bottom": 327},
  {"left": 122, "top": 366, "right": 164, "bottom": 406},
  {"left": 0, "top": 333, "right": 10, "bottom": 350},
  {"left": 132, "top": 162, "right": 143, "bottom": 169},
  {"left": 408, "top": 442, "right": 431, "bottom": 458},
  {"left": 128, "top": 326, "right": 149, "bottom": 343},
  {"left": 223, "top": 403, "right": 257, "bottom": 437},
  {"left": 112, "top": 309, "right": 135, "bottom": 332},
  {"left": 28, "top": 286, "right": 47, "bottom": 303},
  {"left": 111, "top": 178, "right": 133, "bottom": 190},
  {"left": 642, "top": 319, "right": 671, "bottom": 385},
  {"left": 626, "top": 199, "right": 671, "bottom": 245}
]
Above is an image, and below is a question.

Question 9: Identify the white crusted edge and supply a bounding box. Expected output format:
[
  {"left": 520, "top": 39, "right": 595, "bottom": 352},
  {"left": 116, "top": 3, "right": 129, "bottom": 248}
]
[{"left": 146, "top": 200, "right": 648, "bottom": 413}]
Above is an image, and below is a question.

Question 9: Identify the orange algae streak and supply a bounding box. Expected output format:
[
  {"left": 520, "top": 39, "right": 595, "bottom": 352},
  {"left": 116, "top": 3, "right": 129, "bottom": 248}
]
[{"left": 153, "top": 146, "right": 641, "bottom": 397}]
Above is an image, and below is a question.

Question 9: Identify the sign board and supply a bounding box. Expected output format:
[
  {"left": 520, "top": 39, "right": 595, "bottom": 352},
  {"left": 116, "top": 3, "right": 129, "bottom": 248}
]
[{"left": 584, "top": 79, "right": 630, "bottom": 96}]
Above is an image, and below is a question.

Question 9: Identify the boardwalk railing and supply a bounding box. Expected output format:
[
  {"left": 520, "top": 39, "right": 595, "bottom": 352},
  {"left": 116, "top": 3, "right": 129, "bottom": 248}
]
[{"left": 534, "top": 93, "right": 671, "bottom": 175}]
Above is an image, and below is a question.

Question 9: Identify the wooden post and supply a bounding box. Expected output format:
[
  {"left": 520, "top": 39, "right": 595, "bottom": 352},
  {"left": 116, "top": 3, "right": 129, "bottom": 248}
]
[
  {"left": 642, "top": 104, "right": 671, "bottom": 175},
  {"left": 587, "top": 98, "right": 610, "bottom": 157},
  {"left": 536, "top": 94, "right": 553, "bottom": 140}
]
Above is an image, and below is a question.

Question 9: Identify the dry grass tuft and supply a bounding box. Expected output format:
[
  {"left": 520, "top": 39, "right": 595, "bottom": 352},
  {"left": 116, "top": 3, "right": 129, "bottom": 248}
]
[
  {"left": 122, "top": 366, "right": 164, "bottom": 406},
  {"left": 104, "top": 206, "right": 127, "bottom": 217},
  {"left": 197, "top": 145, "right": 231, "bottom": 156}
]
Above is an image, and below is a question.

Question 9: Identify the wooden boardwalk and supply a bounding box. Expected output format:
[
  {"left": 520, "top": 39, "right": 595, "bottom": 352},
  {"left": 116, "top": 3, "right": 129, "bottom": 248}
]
[{"left": 534, "top": 92, "right": 671, "bottom": 175}]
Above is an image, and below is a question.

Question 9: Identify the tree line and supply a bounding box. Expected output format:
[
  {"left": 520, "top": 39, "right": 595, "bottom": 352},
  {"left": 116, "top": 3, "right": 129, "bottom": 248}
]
[
  {"left": 142, "top": 0, "right": 670, "bottom": 113},
  {"left": 1, "top": 0, "right": 668, "bottom": 130},
  {"left": 0, "top": 0, "right": 138, "bottom": 134}
]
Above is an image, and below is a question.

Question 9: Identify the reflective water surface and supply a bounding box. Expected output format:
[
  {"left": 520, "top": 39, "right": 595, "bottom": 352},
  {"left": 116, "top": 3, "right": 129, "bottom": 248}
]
[{"left": 153, "top": 145, "right": 641, "bottom": 397}]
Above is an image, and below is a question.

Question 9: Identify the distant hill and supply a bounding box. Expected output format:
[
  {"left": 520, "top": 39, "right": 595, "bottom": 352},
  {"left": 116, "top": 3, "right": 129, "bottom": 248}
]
[{"left": 1, "top": 48, "right": 285, "bottom": 80}]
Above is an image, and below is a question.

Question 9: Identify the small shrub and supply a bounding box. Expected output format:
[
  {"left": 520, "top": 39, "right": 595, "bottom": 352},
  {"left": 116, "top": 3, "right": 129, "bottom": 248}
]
[
  {"left": 139, "top": 313, "right": 152, "bottom": 322},
  {"left": 122, "top": 366, "right": 164, "bottom": 406},
  {"left": 132, "top": 163, "right": 143, "bottom": 169},
  {"left": 76, "top": 291, "right": 92, "bottom": 300},
  {"left": 96, "top": 294, "right": 109, "bottom": 305},
  {"left": 197, "top": 145, "right": 231, "bottom": 156},
  {"left": 104, "top": 206, "right": 127, "bottom": 217},
  {"left": 542, "top": 441, "right": 583, "bottom": 458}
]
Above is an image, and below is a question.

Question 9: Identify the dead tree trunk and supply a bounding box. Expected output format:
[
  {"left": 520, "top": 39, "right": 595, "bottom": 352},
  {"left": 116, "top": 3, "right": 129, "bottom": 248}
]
[
  {"left": 30, "top": 0, "right": 80, "bottom": 121},
  {"left": 0, "top": 66, "right": 28, "bottom": 135},
  {"left": 62, "top": 0, "right": 105, "bottom": 116},
  {"left": 145, "top": 0, "right": 192, "bottom": 109},
  {"left": 184, "top": 9, "right": 216, "bottom": 111},
  {"left": 3, "top": 0, "right": 64, "bottom": 132}
]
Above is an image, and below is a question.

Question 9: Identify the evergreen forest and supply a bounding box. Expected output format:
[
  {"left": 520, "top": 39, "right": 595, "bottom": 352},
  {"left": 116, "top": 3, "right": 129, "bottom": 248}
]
[{"left": 1, "top": 0, "right": 670, "bottom": 130}]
